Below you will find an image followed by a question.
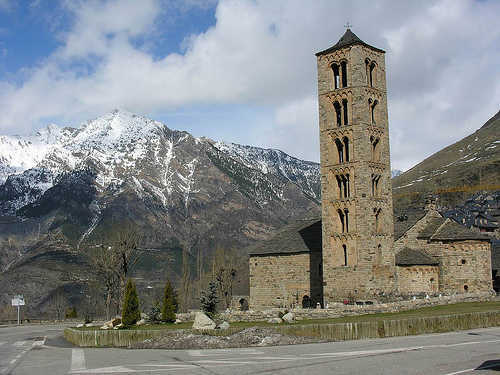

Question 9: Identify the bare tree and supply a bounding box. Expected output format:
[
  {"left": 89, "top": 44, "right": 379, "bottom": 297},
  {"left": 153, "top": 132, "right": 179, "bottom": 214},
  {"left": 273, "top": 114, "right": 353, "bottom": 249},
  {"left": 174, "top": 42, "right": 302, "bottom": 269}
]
[
  {"left": 211, "top": 248, "right": 237, "bottom": 310},
  {"left": 85, "top": 223, "right": 142, "bottom": 319},
  {"left": 179, "top": 247, "right": 192, "bottom": 312},
  {"left": 50, "top": 290, "right": 67, "bottom": 321}
]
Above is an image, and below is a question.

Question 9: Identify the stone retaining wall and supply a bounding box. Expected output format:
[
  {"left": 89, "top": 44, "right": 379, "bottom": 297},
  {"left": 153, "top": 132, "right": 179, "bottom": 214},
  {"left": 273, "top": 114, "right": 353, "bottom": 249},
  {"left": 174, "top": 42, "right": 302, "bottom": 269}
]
[{"left": 208, "top": 291, "right": 495, "bottom": 322}]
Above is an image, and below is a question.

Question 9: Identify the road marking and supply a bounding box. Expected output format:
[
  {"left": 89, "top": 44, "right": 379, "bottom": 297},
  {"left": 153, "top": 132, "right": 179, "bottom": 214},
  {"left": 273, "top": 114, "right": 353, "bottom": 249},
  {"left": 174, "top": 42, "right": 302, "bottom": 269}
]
[
  {"left": 0, "top": 342, "right": 6, "bottom": 346},
  {"left": 442, "top": 361, "right": 500, "bottom": 375},
  {"left": 13, "top": 341, "right": 27, "bottom": 347},
  {"left": 188, "top": 348, "right": 263, "bottom": 357},
  {"left": 70, "top": 349, "right": 86, "bottom": 372}
]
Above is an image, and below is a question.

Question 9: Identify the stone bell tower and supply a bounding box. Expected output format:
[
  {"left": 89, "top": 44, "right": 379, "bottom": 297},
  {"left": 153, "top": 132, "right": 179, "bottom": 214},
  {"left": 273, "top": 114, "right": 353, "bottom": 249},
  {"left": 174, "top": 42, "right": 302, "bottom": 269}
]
[{"left": 316, "top": 29, "right": 396, "bottom": 302}]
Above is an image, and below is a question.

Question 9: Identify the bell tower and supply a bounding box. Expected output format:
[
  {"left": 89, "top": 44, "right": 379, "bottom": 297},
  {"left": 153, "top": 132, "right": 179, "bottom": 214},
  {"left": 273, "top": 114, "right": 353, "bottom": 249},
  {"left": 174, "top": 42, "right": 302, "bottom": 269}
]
[{"left": 316, "top": 29, "right": 396, "bottom": 302}]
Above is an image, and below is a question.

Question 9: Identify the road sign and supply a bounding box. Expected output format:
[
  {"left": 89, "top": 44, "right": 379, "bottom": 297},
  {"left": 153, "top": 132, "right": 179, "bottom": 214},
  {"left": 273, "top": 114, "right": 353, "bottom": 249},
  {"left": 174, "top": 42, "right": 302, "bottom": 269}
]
[{"left": 11, "top": 295, "right": 25, "bottom": 306}]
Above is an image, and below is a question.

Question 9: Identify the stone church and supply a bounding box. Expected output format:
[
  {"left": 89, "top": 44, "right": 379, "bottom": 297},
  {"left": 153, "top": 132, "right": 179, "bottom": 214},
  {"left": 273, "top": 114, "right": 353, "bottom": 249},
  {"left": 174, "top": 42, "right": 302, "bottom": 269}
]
[{"left": 248, "top": 29, "right": 493, "bottom": 309}]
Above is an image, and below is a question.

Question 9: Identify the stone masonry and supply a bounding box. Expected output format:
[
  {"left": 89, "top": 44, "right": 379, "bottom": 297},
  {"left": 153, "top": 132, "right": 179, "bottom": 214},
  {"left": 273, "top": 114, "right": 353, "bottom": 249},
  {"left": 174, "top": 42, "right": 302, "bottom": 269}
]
[{"left": 316, "top": 30, "right": 396, "bottom": 302}]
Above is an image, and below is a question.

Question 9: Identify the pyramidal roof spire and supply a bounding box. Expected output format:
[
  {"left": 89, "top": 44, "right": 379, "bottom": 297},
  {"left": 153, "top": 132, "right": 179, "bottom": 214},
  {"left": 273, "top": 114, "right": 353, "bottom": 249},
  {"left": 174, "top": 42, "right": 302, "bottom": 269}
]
[{"left": 316, "top": 28, "right": 384, "bottom": 56}]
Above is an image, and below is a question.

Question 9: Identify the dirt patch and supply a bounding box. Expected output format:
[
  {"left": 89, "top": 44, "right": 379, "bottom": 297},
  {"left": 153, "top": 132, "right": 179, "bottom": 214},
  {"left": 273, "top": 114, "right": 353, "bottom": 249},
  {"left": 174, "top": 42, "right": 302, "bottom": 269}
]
[{"left": 131, "top": 327, "right": 324, "bottom": 349}]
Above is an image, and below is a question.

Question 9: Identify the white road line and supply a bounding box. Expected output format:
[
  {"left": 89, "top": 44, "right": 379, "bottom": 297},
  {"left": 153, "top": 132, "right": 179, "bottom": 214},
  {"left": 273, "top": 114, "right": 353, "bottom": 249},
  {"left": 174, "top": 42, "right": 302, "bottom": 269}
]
[
  {"left": 13, "top": 341, "right": 27, "bottom": 347},
  {"left": 70, "top": 349, "right": 86, "bottom": 372},
  {"left": 442, "top": 369, "right": 475, "bottom": 375},
  {"left": 0, "top": 342, "right": 6, "bottom": 346},
  {"left": 442, "top": 361, "right": 500, "bottom": 375}
]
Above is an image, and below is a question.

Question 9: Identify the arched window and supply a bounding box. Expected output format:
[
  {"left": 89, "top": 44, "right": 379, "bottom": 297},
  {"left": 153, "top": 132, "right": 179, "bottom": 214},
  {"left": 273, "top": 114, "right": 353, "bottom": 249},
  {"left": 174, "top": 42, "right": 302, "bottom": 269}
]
[
  {"left": 377, "top": 244, "right": 382, "bottom": 265},
  {"left": 371, "top": 137, "right": 380, "bottom": 162},
  {"left": 332, "top": 63, "right": 340, "bottom": 89},
  {"left": 338, "top": 209, "right": 345, "bottom": 233},
  {"left": 341, "top": 61, "right": 348, "bottom": 88},
  {"left": 374, "top": 208, "right": 382, "bottom": 233},
  {"left": 369, "top": 62, "right": 376, "bottom": 87},
  {"left": 371, "top": 99, "right": 378, "bottom": 125},
  {"left": 344, "top": 174, "right": 350, "bottom": 198},
  {"left": 371, "top": 174, "right": 380, "bottom": 196},
  {"left": 336, "top": 174, "right": 350, "bottom": 198},
  {"left": 343, "top": 137, "right": 350, "bottom": 162},
  {"left": 365, "top": 58, "right": 370, "bottom": 85},
  {"left": 343, "top": 244, "right": 348, "bottom": 266},
  {"left": 336, "top": 175, "right": 343, "bottom": 199},
  {"left": 342, "top": 99, "right": 349, "bottom": 125},
  {"left": 333, "top": 101, "right": 342, "bottom": 126},
  {"left": 344, "top": 208, "right": 349, "bottom": 232},
  {"left": 335, "top": 138, "right": 344, "bottom": 163}
]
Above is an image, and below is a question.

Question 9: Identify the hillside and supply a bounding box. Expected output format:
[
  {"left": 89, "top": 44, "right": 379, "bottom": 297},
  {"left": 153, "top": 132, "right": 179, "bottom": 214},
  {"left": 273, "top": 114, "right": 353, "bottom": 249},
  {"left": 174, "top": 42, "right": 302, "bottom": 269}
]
[{"left": 393, "top": 109, "right": 500, "bottom": 211}]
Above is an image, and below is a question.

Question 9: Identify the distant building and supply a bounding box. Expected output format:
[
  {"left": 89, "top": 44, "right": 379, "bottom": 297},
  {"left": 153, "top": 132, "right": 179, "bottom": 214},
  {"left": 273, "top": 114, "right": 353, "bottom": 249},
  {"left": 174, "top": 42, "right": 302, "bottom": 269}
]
[{"left": 248, "top": 29, "right": 493, "bottom": 309}]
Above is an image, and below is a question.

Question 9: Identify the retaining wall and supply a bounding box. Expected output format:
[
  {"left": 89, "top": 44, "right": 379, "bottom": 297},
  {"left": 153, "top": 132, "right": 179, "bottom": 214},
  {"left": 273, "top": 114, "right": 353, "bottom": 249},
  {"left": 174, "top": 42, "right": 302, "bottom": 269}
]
[{"left": 65, "top": 310, "right": 500, "bottom": 348}]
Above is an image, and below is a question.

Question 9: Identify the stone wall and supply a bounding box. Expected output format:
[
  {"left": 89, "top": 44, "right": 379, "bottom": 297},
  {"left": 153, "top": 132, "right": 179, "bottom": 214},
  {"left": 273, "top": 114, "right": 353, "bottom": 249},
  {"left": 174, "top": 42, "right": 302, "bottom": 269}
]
[
  {"left": 318, "top": 40, "right": 396, "bottom": 301},
  {"left": 397, "top": 265, "right": 439, "bottom": 295},
  {"left": 249, "top": 252, "right": 320, "bottom": 309}
]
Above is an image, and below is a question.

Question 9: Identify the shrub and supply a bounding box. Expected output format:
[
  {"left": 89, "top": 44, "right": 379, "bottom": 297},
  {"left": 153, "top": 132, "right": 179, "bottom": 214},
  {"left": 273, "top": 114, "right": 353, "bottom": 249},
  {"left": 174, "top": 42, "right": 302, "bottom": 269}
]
[
  {"left": 148, "top": 303, "right": 161, "bottom": 323},
  {"left": 122, "top": 279, "right": 140, "bottom": 327},
  {"left": 161, "top": 280, "right": 177, "bottom": 323},
  {"left": 200, "top": 281, "right": 218, "bottom": 319},
  {"left": 65, "top": 307, "right": 77, "bottom": 319}
]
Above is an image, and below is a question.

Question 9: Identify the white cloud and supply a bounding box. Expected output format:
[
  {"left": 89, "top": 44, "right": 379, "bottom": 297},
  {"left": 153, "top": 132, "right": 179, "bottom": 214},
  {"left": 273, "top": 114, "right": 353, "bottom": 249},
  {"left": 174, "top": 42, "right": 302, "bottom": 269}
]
[{"left": 0, "top": 0, "right": 499, "bottom": 171}]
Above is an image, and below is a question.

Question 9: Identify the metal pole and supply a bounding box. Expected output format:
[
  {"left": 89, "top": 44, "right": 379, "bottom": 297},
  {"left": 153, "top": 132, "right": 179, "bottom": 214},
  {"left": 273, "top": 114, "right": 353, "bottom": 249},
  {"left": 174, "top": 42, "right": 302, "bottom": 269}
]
[{"left": 17, "top": 305, "right": 20, "bottom": 325}]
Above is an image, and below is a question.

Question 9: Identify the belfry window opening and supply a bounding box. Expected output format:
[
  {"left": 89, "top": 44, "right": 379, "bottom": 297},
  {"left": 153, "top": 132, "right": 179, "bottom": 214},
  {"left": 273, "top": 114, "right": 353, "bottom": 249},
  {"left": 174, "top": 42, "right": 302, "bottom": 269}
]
[
  {"left": 332, "top": 63, "right": 340, "bottom": 89},
  {"left": 335, "top": 138, "right": 344, "bottom": 163},
  {"left": 374, "top": 208, "right": 382, "bottom": 233},
  {"left": 334, "top": 101, "right": 342, "bottom": 126},
  {"left": 369, "top": 62, "right": 376, "bottom": 87},
  {"left": 342, "top": 99, "right": 349, "bottom": 125},
  {"left": 338, "top": 209, "right": 345, "bottom": 233},
  {"left": 343, "top": 244, "right": 348, "bottom": 266},
  {"left": 343, "top": 137, "right": 350, "bottom": 162},
  {"left": 341, "top": 61, "right": 348, "bottom": 88}
]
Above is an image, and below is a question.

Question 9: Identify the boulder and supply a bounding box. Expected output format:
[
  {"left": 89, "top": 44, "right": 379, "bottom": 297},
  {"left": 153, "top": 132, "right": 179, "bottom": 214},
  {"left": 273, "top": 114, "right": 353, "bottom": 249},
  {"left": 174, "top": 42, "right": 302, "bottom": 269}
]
[
  {"left": 100, "top": 325, "right": 110, "bottom": 330},
  {"left": 174, "top": 319, "right": 182, "bottom": 324},
  {"left": 192, "top": 312, "right": 216, "bottom": 330},
  {"left": 267, "top": 317, "right": 283, "bottom": 324},
  {"left": 218, "top": 321, "right": 230, "bottom": 330},
  {"left": 103, "top": 317, "right": 121, "bottom": 328},
  {"left": 113, "top": 323, "right": 124, "bottom": 330},
  {"left": 141, "top": 312, "right": 148, "bottom": 320},
  {"left": 282, "top": 312, "right": 295, "bottom": 323},
  {"left": 136, "top": 319, "right": 146, "bottom": 326},
  {"left": 76, "top": 323, "right": 84, "bottom": 328}
]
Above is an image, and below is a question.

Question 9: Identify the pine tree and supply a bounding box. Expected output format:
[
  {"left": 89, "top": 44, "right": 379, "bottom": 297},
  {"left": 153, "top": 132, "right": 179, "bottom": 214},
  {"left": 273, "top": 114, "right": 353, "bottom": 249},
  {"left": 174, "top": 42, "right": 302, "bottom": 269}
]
[
  {"left": 122, "top": 279, "right": 140, "bottom": 327},
  {"left": 161, "top": 280, "right": 177, "bottom": 323},
  {"left": 200, "top": 281, "right": 218, "bottom": 319}
]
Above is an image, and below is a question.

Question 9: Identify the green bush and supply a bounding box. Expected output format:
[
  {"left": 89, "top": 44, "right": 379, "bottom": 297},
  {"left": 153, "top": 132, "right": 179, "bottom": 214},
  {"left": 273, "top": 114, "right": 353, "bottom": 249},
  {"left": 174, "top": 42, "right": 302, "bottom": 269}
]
[
  {"left": 161, "top": 280, "right": 177, "bottom": 323},
  {"left": 200, "top": 281, "right": 218, "bottom": 319},
  {"left": 65, "top": 307, "right": 77, "bottom": 319},
  {"left": 122, "top": 279, "right": 140, "bottom": 327}
]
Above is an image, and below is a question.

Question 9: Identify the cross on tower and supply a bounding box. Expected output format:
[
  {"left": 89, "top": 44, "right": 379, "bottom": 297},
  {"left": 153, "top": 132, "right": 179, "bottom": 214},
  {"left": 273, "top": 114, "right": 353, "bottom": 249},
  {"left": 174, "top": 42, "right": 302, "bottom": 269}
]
[{"left": 344, "top": 22, "right": 352, "bottom": 29}]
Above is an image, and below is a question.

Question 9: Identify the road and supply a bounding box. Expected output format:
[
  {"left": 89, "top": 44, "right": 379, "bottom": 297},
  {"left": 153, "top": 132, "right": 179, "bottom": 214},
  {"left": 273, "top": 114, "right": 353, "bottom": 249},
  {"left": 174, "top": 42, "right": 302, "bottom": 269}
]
[{"left": 0, "top": 324, "right": 499, "bottom": 374}]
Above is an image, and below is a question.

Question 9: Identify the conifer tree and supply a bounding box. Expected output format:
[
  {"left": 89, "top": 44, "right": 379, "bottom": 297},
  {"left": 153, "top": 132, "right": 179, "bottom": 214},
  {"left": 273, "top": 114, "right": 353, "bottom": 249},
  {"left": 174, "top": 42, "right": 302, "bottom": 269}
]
[
  {"left": 200, "top": 281, "right": 218, "bottom": 319},
  {"left": 122, "top": 279, "right": 140, "bottom": 326},
  {"left": 161, "top": 280, "right": 176, "bottom": 323}
]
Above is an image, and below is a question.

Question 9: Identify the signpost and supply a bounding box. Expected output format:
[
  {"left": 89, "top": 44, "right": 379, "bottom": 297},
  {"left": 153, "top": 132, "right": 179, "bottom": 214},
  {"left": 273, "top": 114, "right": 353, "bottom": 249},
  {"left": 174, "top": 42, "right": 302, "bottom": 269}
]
[{"left": 11, "top": 295, "right": 25, "bottom": 325}]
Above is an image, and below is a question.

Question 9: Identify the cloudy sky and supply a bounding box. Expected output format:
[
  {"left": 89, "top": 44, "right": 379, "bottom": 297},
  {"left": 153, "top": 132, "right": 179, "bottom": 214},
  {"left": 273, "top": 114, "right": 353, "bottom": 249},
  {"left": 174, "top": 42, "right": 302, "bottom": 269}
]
[{"left": 0, "top": 0, "right": 499, "bottom": 171}]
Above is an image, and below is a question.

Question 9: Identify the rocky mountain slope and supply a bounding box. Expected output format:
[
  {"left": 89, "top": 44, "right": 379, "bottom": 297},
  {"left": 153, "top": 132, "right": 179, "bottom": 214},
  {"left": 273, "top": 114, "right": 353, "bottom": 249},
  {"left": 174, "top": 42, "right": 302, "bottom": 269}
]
[
  {"left": 393, "top": 109, "right": 500, "bottom": 211},
  {"left": 0, "top": 110, "right": 320, "bottom": 314}
]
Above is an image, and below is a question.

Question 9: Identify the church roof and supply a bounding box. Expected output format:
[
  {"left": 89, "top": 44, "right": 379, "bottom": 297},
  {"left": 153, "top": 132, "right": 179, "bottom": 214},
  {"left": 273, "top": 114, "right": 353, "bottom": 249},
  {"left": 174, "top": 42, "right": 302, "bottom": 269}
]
[
  {"left": 431, "top": 220, "right": 491, "bottom": 241},
  {"left": 248, "top": 218, "right": 322, "bottom": 256},
  {"left": 393, "top": 207, "right": 427, "bottom": 240},
  {"left": 417, "top": 217, "right": 446, "bottom": 239},
  {"left": 396, "top": 247, "right": 439, "bottom": 266},
  {"left": 315, "top": 29, "right": 385, "bottom": 56}
]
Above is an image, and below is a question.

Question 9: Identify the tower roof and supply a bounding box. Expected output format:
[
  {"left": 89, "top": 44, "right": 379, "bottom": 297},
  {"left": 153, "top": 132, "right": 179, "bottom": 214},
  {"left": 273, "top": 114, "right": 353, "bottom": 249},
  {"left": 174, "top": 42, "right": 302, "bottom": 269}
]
[{"left": 315, "top": 29, "right": 385, "bottom": 56}]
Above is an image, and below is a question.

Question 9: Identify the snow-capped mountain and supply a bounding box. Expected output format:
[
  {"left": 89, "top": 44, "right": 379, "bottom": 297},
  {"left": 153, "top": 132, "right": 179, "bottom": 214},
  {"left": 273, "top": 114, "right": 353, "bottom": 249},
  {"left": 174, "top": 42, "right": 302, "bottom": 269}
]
[{"left": 0, "top": 110, "right": 320, "bottom": 279}]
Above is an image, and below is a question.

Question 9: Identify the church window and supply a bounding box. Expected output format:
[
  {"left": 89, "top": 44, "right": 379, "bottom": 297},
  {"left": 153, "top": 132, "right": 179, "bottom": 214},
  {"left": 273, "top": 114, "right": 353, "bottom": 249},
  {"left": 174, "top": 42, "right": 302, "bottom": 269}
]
[
  {"left": 365, "top": 58, "right": 370, "bottom": 84},
  {"left": 343, "top": 244, "right": 348, "bottom": 266},
  {"left": 333, "top": 101, "right": 342, "bottom": 126},
  {"left": 371, "top": 99, "right": 378, "bottom": 125},
  {"left": 371, "top": 136, "right": 380, "bottom": 162},
  {"left": 374, "top": 208, "right": 382, "bottom": 233},
  {"left": 344, "top": 208, "right": 349, "bottom": 232},
  {"left": 338, "top": 209, "right": 345, "bottom": 233},
  {"left": 464, "top": 285, "right": 469, "bottom": 291},
  {"left": 341, "top": 61, "right": 348, "bottom": 88},
  {"left": 335, "top": 138, "right": 344, "bottom": 163},
  {"left": 369, "top": 61, "right": 376, "bottom": 87},
  {"left": 332, "top": 64, "right": 340, "bottom": 89},
  {"left": 342, "top": 99, "right": 349, "bottom": 125},
  {"left": 343, "top": 136, "right": 350, "bottom": 162},
  {"left": 371, "top": 174, "right": 380, "bottom": 196},
  {"left": 377, "top": 244, "right": 382, "bottom": 264},
  {"left": 461, "top": 259, "right": 466, "bottom": 265}
]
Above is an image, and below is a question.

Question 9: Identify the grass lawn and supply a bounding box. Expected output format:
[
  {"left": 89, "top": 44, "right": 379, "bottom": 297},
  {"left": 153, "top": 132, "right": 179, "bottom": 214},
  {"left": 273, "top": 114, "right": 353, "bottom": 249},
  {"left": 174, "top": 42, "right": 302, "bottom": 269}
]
[{"left": 72, "top": 301, "right": 500, "bottom": 332}]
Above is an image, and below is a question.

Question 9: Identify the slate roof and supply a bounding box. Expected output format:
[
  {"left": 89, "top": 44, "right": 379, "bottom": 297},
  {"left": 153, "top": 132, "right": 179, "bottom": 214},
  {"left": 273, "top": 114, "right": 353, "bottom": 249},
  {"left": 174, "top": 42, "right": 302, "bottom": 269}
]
[
  {"left": 492, "top": 240, "right": 500, "bottom": 272},
  {"left": 417, "top": 217, "right": 446, "bottom": 240},
  {"left": 316, "top": 29, "right": 385, "bottom": 56},
  {"left": 431, "top": 220, "right": 491, "bottom": 241},
  {"left": 393, "top": 207, "right": 426, "bottom": 240},
  {"left": 396, "top": 247, "right": 439, "bottom": 266},
  {"left": 248, "top": 218, "right": 322, "bottom": 256}
]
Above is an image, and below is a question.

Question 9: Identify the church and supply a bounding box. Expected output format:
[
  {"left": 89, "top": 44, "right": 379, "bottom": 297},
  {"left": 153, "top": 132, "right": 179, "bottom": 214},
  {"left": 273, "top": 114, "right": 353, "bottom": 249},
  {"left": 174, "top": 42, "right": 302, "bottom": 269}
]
[{"left": 248, "top": 29, "right": 493, "bottom": 309}]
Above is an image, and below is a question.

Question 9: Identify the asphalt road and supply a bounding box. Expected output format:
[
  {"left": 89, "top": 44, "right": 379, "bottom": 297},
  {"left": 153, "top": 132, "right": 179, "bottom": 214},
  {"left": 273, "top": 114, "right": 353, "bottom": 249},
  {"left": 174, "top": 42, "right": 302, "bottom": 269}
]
[{"left": 0, "top": 324, "right": 499, "bottom": 374}]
